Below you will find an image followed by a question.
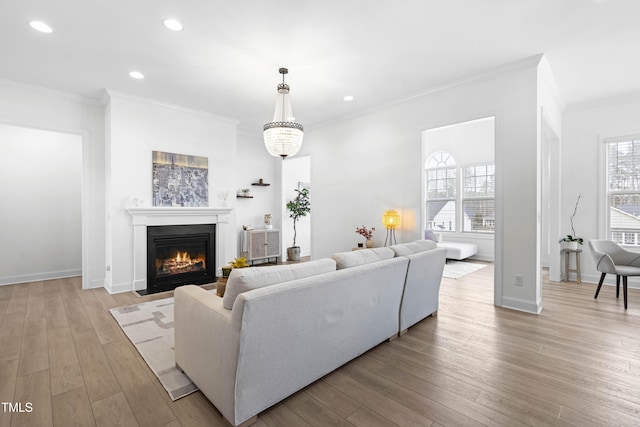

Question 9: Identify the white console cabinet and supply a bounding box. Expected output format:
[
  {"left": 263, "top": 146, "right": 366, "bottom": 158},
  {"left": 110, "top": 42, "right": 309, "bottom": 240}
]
[{"left": 241, "top": 229, "right": 280, "bottom": 264}]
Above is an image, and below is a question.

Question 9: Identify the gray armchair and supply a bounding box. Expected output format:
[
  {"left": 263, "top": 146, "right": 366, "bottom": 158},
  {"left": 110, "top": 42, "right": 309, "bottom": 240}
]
[{"left": 588, "top": 239, "right": 640, "bottom": 309}]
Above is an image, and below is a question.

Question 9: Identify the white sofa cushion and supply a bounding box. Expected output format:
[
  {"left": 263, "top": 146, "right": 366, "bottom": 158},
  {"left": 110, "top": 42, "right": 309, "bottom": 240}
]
[
  {"left": 332, "top": 247, "right": 395, "bottom": 270},
  {"left": 390, "top": 240, "right": 437, "bottom": 257},
  {"left": 222, "top": 258, "right": 336, "bottom": 310}
]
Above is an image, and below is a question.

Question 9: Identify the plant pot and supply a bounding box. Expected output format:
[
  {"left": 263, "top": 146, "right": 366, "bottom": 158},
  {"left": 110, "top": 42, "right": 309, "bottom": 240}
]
[
  {"left": 366, "top": 239, "right": 374, "bottom": 248},
  {"left": 216, "top": 279, "right": 227, "bottom": 297},
  {"left": 560, "top": 241, "right": 578, "bottom": 251},
  {"left": 287, "top": 246, "right": 301, "bottom": 261},
  {"left": 221, "top": 266, "right": 232, "bottom": 278}
]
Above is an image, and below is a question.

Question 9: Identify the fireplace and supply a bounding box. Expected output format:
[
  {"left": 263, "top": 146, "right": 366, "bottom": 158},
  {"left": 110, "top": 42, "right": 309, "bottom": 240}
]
[{"left": 145, "top": 224, "right": 216, "bottom": 294}]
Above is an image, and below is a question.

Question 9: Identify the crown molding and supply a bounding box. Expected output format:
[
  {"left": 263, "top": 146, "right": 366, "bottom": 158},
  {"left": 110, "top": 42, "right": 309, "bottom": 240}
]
[
  {"left": 103, "top": 89, "right": 240, "bottom": 125},
  {"left": 565, "top": 90, "right": 640, "bottom": 113},
  {"left": 0, "top": 78, "right": 102, "bottom": 106}
]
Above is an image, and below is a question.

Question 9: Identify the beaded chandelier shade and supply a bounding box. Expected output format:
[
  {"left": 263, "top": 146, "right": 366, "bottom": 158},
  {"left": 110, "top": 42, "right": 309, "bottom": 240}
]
[{"left": 263, "top": 67, "right": 304, "bottom": 159}]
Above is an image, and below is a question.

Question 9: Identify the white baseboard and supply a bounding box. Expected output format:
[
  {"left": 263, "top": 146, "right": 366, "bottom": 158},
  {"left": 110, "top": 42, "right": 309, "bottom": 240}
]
[
  {"left": 501, "top": 296, "right": 543, "bottom": 314},
  {"left": 0, "top": 269, "right": 82, "bottom": 286},
  {"left": 105, "top": 281, "right": 134, "bottom": 294},
  {"left": 469, "top": 254, "right": 494, "bottom": 262},
  {"left": 88, "top": 278, "right": 106, "bottom": 289}
]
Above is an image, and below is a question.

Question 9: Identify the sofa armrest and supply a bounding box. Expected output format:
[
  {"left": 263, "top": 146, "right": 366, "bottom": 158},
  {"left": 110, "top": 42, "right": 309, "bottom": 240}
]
[
  {"left": 400, "top": 247, "right": 447, "bottom": 330},
  {"left": 174, "top": 285, "right": 240, "bottom": 424}
]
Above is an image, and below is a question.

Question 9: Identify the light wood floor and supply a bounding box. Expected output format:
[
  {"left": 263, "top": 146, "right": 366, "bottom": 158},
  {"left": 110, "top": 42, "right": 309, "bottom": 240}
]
[{"left": 1, "top": 265, "right": 640, "bottom": 426}]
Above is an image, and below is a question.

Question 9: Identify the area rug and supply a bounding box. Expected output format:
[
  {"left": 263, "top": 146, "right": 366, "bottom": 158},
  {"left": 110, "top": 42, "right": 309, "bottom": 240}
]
[
  {"left": 110, "top": 294, "right": 207, "bottom": 400},
  {"left": 442, "top": 260, "right": 487, "bottom": 279}
]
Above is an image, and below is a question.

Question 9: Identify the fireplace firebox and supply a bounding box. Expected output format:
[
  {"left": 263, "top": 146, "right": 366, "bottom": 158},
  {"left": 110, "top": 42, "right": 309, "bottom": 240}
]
[{"left": 145, "top": 224, "right": 216, "bottom": 294}]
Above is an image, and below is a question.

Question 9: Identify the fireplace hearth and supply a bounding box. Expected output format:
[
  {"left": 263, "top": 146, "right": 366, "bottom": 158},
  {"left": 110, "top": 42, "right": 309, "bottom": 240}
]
[{"left": 145, "top": 224, "right": 216, "bottom": 295}]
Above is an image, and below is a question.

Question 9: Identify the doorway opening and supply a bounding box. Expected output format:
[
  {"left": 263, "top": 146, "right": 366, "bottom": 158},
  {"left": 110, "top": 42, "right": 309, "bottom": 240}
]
[
  {"left": 0, "top": 123, "right": 83, "bottom": 286},
  {"left": 422, "top": 116, "right": 496, "bottom": 285},
  {"left": 541, "top": 117, "right": 561, "bottom": 285}
]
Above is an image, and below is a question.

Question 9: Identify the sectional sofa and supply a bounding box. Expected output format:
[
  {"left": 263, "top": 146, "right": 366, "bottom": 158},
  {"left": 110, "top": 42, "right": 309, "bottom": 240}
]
[{"left": 174, "top": 240, "right": 446, "bottom": 426}]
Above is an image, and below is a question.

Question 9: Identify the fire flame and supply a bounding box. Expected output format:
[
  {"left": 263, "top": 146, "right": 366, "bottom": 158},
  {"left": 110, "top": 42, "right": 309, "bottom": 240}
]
[{"left": 159, "top": 251, "right": 206, "bottom": 274}]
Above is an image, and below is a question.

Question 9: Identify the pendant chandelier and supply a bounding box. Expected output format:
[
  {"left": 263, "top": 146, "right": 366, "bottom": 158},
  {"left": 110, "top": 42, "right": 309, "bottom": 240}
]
[{"left": 263, "top": 67, "right": 304, "bottom": 159}]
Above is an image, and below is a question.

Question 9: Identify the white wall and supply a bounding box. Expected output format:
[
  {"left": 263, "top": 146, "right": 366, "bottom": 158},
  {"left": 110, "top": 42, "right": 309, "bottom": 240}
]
[
  {"left": 562, "top": 94, "right": 640, "bottom": 289},
  {"left": 104, "top": 91, "right": 239, "bottom": 292},
  {"left": 423, "top": 116, "right": 495, "bottom": 261},
  {"left": 537, "top": 58, "right": 564, "bottom": 285},
  {"left": 0, "top": 80, "right": 105, "bottom": 289},
  {"left": 304, "top": 56, "right": 542, "bottom": 313},
  {"left": 423, "top": 117, "right": 495, "bottom": 164},
  {"left": 0, "top": 124, "right": 82, "bottom": 284}
]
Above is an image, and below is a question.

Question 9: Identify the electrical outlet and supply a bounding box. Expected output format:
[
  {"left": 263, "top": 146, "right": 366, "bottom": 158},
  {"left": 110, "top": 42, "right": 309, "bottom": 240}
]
[{"left": 515, "top": 274, "right": 523, "bottom": 286}]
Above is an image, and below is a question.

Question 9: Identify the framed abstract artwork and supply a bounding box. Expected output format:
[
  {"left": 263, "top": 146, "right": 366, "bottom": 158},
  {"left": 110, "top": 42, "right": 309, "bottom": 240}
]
[{"left": 152, "top": 151, "right": 208, "bottom": 207}]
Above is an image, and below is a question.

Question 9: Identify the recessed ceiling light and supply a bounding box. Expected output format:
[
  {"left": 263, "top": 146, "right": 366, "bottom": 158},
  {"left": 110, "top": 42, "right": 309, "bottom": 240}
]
[
  {"left": 343, "top": 95, "right": 354, "bottom": 102},
  {"left": 162, "top": 18, "right": 183, "bottom": 31},
  {"left": 29, "top": 21, "right": 53, "bottom": 33},
  {"left": 129, "top": 71, "right": 145, "bottom": 80}
]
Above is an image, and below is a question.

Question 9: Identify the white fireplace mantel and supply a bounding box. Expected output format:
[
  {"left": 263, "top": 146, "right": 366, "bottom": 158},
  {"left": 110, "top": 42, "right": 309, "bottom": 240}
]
[{"left": 127, "top": 207, "right": 232, "bottom": 292}]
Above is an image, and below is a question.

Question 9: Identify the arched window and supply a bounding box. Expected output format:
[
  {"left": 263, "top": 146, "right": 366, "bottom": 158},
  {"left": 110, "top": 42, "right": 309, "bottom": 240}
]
[
  {"left": 426, "top": 151, "right": 456, "bottom": 169},
  {"left": 425, "top": 152, "right": 457, "bottom": 231}
]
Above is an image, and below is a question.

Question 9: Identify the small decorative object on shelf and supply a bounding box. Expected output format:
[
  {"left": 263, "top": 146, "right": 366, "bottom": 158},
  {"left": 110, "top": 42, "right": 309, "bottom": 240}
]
[
  {"left": 264, "top": 213, "right": 273, "bottom": 229},
  {"left": 252, "top": 178, "right": 271, "bottom": 186},
  {"left": 237, "top": 188, "right": 253, "bottom": 198},
  {"left": 356, "top": 225, "right": 376, "bottom": 248}
]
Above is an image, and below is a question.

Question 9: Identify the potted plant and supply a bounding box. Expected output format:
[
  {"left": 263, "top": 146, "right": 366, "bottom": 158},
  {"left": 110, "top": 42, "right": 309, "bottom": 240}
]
[
  {"left": 356, "top": 225, "right": 376, "bottom": 248},
  {"left": 559, "top": 194, "right": 583, "bottom": 250},
  {"left": 286, "top": 187, "right": 310, "bottom": 261}
]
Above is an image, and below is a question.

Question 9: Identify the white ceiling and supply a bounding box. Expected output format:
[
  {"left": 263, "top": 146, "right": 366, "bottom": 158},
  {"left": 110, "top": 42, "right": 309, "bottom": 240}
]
[{"left": 1, "top": 0, "right": 639, "bottom": 132}]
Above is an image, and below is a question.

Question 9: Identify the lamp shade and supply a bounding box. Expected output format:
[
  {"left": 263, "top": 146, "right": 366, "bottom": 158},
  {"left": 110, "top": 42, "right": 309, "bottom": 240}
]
[
  {"left": 263, "top": 68, "right": 304, "bottom": 159},
  {"left": 382, "top": 209, "right": 400, "bottom": 229}
]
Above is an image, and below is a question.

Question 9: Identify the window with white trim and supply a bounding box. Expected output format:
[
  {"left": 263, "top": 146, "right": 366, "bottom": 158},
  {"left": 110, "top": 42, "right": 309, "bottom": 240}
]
[
  {"left": 606, "top": 136, "right": 640, "bottom": 246},
  {"left": 462, "top": 164, "right": 495, "bottom": 232},
  {"left": 426, "top": 152, "right": 456, "bottom": 231},
  {"left": 425, "top": 152, "right": 495, "bottom": 234}
]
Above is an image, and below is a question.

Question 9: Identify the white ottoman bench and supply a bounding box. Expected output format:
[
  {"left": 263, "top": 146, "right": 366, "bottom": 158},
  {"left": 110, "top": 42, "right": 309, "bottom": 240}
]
[{"left": 437, "top": 242, "right": 478, "bottom": 260}]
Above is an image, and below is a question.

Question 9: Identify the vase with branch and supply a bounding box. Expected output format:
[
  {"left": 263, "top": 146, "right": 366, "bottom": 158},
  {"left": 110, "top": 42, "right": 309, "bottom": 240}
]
[
  {"left": 559, "top": 194, "right": 584, "bottom": 250},
  {"left": 356, "top": 225, "right": 376, "bottom": 248}
]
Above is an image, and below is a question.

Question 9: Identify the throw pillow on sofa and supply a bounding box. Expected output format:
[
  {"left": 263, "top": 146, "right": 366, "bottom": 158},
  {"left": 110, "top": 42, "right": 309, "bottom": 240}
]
[
  {"left": 331, "top": 247, "right": 395, "bottom": 270},
  {"left": 390, "top": 240, "right": 437, "bottom": 257},
  {"left": 222, "top": 258, "right": 337, "bottom": 310},
  {"left": 424, "top": 229, "right": 437, "bottom": 242}
]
